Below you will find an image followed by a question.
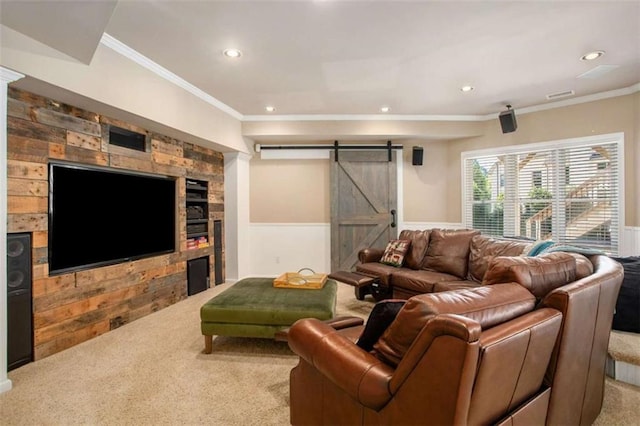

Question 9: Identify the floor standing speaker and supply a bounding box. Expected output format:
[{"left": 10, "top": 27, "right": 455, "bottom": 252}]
[
  {"left": 7, "top": 232, "right": 33, "bottom": 371},
  {"left": 214, "top": 220, "right": 223, "bottom": 285}
]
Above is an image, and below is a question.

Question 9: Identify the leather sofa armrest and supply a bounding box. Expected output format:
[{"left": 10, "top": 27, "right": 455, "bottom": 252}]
[
  {"left": 288, "top": 318, "right": 394, "bottom": 410},
  {"left": 359, "top": 247, "right": 385, "bottom": 264}
]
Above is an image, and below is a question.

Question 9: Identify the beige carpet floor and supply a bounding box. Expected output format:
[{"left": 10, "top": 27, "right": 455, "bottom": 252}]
[{"left": 0, "top": 281, "right": 638, "bottom": 425}]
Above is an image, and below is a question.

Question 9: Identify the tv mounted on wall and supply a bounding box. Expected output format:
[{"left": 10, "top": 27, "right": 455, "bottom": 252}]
[{"left": 48, "top": 162, "right": 176, "bottom": 275}]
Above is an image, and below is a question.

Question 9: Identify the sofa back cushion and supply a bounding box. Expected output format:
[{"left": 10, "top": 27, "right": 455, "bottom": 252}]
[
  {"left": 421, "top": 229, "right": 480, "bottom": 278},
  {"left": 398, "top": 229, "right": 431, "bottom": 269},
  {"left": 372, "top": 283, "right": 536, "bottom": 366},
  {"left": 467, "top": 235, "right": 530, "bottom": 282},
  {"left": 482, "top": 252, "right": 577, "bottom": 299}
]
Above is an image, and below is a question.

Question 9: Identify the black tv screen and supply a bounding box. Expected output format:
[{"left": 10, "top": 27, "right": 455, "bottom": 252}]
[{"left": 48, "top": 162, "right": 176, "bottom": 275}]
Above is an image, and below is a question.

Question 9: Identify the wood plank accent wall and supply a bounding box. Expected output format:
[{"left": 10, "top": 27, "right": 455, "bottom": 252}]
[{"left": 6, "top": 87, "right": 225, "bottom": 359}]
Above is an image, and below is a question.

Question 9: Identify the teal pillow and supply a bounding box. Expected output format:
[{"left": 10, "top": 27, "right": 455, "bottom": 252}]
[{"left": 527, "top": 240, "right": 555, "bottom": 256}]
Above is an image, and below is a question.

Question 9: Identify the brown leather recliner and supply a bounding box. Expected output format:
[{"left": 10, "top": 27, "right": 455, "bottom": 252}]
[
  {"left": 288, "top": 283, "right": 563, "bottom": 425},
  {"left": 287, "top": 254, "right": 623, "bottom": 425}
]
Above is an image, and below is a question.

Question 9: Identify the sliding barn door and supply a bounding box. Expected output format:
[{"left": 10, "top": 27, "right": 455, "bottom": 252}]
[{"left": 330, "top": 150, "right": 398, "bottom": 272}]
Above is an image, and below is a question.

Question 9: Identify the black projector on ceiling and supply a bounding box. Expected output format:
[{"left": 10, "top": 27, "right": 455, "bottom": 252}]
[{"left": 499, "top": 105, "right": 517, "bottom": 134}]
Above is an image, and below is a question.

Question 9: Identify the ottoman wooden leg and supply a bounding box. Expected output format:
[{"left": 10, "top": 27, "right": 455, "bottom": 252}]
[{"left": 204, "top": 334, "right": 213, "bottom": 354}]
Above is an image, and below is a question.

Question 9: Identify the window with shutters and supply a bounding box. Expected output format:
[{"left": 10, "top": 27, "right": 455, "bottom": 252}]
[{"left": 462, "top": 134, "right": 623, "bottom": 254}]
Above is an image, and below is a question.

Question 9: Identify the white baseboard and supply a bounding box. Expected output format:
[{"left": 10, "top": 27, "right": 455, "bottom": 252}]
[{"left": 0, "top": 378, "right": 12, "bottom": 394}]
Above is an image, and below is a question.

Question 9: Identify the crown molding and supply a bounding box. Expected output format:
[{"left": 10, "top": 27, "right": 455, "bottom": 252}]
[
  {"left": 99, "top": 34, "right": 639, "bottom": 125},
  {"left": 100, "top": 33, "right": 243, "bottom": 120},
  {"left": 0, "top": 67, "right": 25, "bottom": 83},
  {"left": 241, "top": 113, "right": 487, "bottom": 122}
]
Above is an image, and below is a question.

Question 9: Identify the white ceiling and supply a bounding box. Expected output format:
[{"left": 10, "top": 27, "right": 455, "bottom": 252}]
[{"left": 1, "top": 0, "right": 639, "bottom": 118}]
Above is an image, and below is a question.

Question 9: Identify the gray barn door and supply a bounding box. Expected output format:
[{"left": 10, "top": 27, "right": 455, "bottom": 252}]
[{"left": 330, "top": 150, "right": 398, "bottom": 272}]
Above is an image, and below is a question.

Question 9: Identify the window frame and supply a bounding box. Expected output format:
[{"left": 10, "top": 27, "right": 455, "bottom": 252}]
[{"left": 461, "top": 132, "right": 624, "bottom": 254}]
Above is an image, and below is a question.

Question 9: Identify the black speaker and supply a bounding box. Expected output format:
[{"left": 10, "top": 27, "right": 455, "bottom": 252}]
[
  {"left": 7, "top": 232, "right": 33, "bottom": 371},
  {"left": 412, "top": 146, "right": 424, "bottom": 166},
  {"left": 188, "top": 257, "right": 209, "bottom": 296},
  {"left": 499, "top": 108, "right": 517, "bottom": 134}
]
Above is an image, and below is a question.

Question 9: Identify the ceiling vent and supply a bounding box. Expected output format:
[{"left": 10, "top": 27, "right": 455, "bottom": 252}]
[{"left": 546, "top": 90, "right": 575, "bottom": 100}]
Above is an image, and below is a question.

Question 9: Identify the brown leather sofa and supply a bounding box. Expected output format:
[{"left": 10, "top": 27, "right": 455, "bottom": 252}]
[
  {"left": 356, "top": 228, "right": 594, "bottom": 299},
  {"left": 288, "top": 249, "right": 623, "bottom": 425}
]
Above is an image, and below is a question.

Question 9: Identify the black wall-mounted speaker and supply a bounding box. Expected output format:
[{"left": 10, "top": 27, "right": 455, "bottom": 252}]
[
  {"left": 499, "top": 109, "right": 518, "bottom": 134},
  {"left": 412, "top": 146, "right": 424, "bottom": 166}
]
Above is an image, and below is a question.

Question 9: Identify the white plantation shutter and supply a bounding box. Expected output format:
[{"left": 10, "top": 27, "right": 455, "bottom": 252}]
[{"left": 462, "top": 136, "right": 621, "bottom": 254}]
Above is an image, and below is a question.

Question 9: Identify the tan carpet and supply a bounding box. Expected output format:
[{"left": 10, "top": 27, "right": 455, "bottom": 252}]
[{"left": 0, "top": 281, "right": 638, "bottom": 425}]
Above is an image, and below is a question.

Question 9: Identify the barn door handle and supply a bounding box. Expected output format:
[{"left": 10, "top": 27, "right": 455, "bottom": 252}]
[{"left": 390, "top": 209, "right": 397, "bottom": 228}]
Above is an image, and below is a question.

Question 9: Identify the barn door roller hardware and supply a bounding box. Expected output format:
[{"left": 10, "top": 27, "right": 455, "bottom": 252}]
[{"left": 255, "top": 141, "right": 402, "bottom": 162}]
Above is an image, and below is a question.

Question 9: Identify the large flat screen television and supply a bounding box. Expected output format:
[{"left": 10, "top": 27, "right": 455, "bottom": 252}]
[{"left": 48, "top": 162, "right": 176, "bottom": 275}]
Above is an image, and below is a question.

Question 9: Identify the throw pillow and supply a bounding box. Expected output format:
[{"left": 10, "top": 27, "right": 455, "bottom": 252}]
[
  {"left": 380, "top": 239, "right": 411, "bottom": 267},
  {"left": 482, "top": 252, "right": 577, "bottom": 299},
  {"left": 356, "top": 300, "right": 406, "bottom": 351}
]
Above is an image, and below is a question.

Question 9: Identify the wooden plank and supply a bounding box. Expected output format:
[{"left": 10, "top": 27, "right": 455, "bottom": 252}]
[
  {"left": 48, "top": 143, "right": 65, "bottom": 159},
  {"left": 8, "top": 195, "right": 47, "bottom": 214},
  {"left": 7, "top": 159, "right": 47, "bottom": 180},
  {"left": 32, "top": 274, "right": 77, "bottom": 298},
  {"left": 7, "top": 98, "right": 35, "bottom": 121},
  {"left": 209, "top": 190, "right": 224, "bottom": 204},
  {"left": 152, "top": 150, "right": 194, "bottom": 169},
  {"left": 34, "top": 320, "right": 110, "bottom": 360},
  {"left": 34, "top": 280, "right": 151, "bottom": 334},
  {"left": 66, "top": 130, "right": 101, "bottom": 151},
  {"left": 60, "top": 145, "right": 109, "bottom": 166},
  {"left": 99, "top": 115, "right": 148, "bottom": 135},
  {"left": 7, "top": 213, "right": 47, "bottom": 232},
  {"left": 9, "top": 87, "right": 100, "bottom": 122},
  {"left": 8, "top": 116, "right": 66, "bottom": 144},
  {"left": 32, "top": 231, "right": 48, "bottom": 248},
  {"left": 151, "top": 137, "right": 184, "bottom": 157},
  {"left": 7, "top": 134, "right": 50, "bottom": 163},
  {"left": 74, "top": 253, "right": 175, "bottom": 286},
  {"left": 109, "top": 154, "right": 185, "bottom": 177},
  {"left": 33, "top": 264, "right": 49, "bottom": 280},
  {"left": 33, "top": 246, "right": 48, "bottom": 266},
  {"left": 7, "top": 178, "right": 48, "bottom": 197},
  {"left": 106, "top": 143, "right": 152, "bottom": 160},
  {"left": 32, "top": 107, "right": 101, "bottom": 136}
]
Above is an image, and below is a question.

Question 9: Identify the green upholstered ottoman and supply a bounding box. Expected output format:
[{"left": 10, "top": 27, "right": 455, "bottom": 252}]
[{"left": 200, "top": 277, "right": 337, "bottom": 353}]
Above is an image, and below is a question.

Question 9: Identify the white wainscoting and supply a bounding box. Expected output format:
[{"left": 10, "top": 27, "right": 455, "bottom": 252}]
[
  {"left": 249, "top": 223, "right": 331, "bottom": 277},
  {"left": 248, "top": 222, "right": 463, "bottom": 276},
  {"left": 620, "top": 227, "right": 640, "bottom": 256}
]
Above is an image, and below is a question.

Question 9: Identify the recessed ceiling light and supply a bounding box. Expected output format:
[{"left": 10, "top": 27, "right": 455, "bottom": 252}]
[
  {"left": 460, "top": 85, "right": 474, "bottom": 92},
  {"left": 223, "top": 48, "right": 242, "bottom": 58},
  {"left": 580, "top": 50, "right": 605, "bottom": 61},
  {"left": 265, "top": 105, "right": 275, "bottom": 112},
  {"left": 380, "top": 106, "right": 390, "bottom": 113}
]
